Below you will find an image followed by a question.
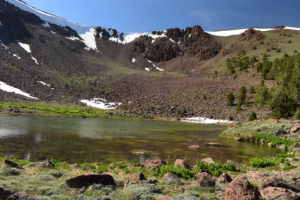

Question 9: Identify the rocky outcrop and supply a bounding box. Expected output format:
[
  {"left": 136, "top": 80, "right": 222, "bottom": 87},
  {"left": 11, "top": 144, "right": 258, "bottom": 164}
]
[
  {"left": 224, "top": 176, "right": 261, "bottom": 200},
  {"left": 144, "top": 159, "right": 165, "bottom": 170},
  {"left": 240, "top": 28, "right": 264, "bottom": 41},
  {"left": 66, "top": 174, "right": 115, "bottom": 188}
]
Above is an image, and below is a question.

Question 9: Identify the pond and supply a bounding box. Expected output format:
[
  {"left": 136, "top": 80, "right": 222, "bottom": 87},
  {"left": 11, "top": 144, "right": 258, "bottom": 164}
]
[{"left": 0, "top": 114, "right": 280, "bottom": 164}]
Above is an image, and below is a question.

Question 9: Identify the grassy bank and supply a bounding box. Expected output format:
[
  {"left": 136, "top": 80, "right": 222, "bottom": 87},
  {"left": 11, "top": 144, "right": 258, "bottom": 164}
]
[{"left": 0, "top": 102, "right": 170, "bottom": 121}]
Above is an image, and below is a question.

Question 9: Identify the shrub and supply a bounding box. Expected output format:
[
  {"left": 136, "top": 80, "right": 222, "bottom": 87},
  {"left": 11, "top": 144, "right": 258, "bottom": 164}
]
[
  {"left": 226, "top": 92, "right": 235, "bottom": 106},
  {"left": 270, "top": 91, "right": 297, "bottom": 119},
  {"left": 295, "top": 108, "right": 300, "bottom": 120},
  {"left": 154, "top": 165, "right": 195, "bottom": 179},
  {"left": 238, "top": 86, "right": 247, "bottom": 105},
  {"left": 194, "top": 161, "right": 237, "bottom": 177},
  {"left": 249, "top": 158, "right": 277, "bottom": 168},
  {"left": 248, "top": 111, "right": 257, "bottom": 121},
  {"left": 80, "top": 163, "right": 96, "bottom": 171},
  {"left": 255, "top": 133, "right": 295, "bottom": 148},
  {"left": 250, "top": 86, "right": 255, "bottom": 94}
]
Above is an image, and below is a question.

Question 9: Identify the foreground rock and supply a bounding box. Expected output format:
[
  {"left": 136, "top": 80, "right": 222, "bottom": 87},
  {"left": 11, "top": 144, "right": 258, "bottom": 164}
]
[
  {"left": 224, "top": 176, "right": 261, "bottom": 200},
  {"left": 261, "top": 187, "right": 300, "bottom": 200},
  {"left": 29, "top": 160, "right": 54, "bottom": 168},
  {"left": 157, "top": 195, "right": 174, "bottom": 200},
  {"left": 261, "top": 176, "right": 300, "bottom": 192},
  {"left": 126, "top": 173, "right": 146, "bottom": 186},
  {"left": 66, "top": 174, "right": 115, "bottom": 188},
  {"left": 217, "top": 173, "right": 232, "bottom": 183},
  {"left": 174, "top": 159, "right": 190, "bottom": 169},
  {"left": 4, "top": 160, "right": 22, "bottom": 169},
  {"left": 7, "top": 192, "right": 40, "bottom": 200},
  {"left": 201, "top": 157, "right": 215, "bottom": 164},
  {"left": 0, "top": 186, "right": 14, "bottom": 199},
  {"left": 144, "top": 159, "right": 165, "bottom": 170},
  {"left": 195, "top": 172, "right": 215, "bottom": 187}
]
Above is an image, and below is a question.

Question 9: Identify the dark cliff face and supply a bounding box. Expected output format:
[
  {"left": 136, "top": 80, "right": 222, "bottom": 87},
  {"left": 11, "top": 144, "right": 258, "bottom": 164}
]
[
  {"left": 130, "top": 25, "right": 222, "bottom": 62},
  {"left": 240, "top": 28, "right": 265, "bottom": 41},
  {"left": 0, "top": 0, "right": 43, "bottom": 43}
]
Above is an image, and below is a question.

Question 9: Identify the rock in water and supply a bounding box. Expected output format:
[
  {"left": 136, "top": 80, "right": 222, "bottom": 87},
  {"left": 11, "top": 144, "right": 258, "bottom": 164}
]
[
  {"left": 66, "top": 174, "right": 115, "bottom": 188},
  {"left": 224, "top": 176, "right": 261, "bottom": 200}
]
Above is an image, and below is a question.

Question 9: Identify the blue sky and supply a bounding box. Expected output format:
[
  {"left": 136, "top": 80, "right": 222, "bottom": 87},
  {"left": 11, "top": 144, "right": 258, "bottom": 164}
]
[{"left": 23, "top": 0, "right": 300, "bottom": 32}]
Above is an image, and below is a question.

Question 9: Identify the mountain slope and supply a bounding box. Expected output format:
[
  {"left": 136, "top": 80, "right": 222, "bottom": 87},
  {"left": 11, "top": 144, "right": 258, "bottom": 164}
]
[{"left": 0, "top": 0, "right": 299, "bottom": 121}]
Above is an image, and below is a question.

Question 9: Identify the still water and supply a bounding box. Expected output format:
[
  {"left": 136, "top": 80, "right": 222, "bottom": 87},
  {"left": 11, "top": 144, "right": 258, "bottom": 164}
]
[{"left": 0, "top": 114, "right": 279, "bottom": 164}]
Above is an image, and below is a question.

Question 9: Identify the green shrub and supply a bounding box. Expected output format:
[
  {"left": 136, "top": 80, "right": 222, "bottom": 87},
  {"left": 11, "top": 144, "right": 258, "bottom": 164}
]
[
  {"left": 227, "top": 92, "right": 235, "bottom": 106},
  {"left": 255, "top": 133, "right": 295, "bottom": 148},
  {"left": 194, "top": 161, "right": 237, "bottom": 177},
  {"left": 249, "top": 158, "right": 277, "bottom": 168},
  {"left": 271, "top": 91, "right": 297, "bottom": 119},
  {"left": 238, "top": 86, "right": 247, "bottom": 105},
  {"left": 250, "top": 86, "right": 255, "bottom": 94},
  {"left": 154, "top": 165, "right": 195, "bottom": 179},
  {"left": 96, "top": 162, "right": 109, "bottom": 173},
  {"left": 295, "top": 108, "right": 300, "bottom": 119},
  {"left": 80, "top": 163, "right": 96, "bottom": 171},
  {"left": 248, "top": 111, "right": 257, "bottom": 121}
]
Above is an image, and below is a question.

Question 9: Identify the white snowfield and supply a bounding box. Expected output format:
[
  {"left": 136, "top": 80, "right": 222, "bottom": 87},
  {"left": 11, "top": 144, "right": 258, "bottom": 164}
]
[
  {"left": 80, "top": 98, "right": 121, "bottom": 110},
  {"left": 147, "top": 59, "right": 164, "bottom": 72},
  {"left": 206, "top": 28, "right": 276, "bottom": 37},
  {"left": 180, "top": 117, "right": 234, "bottom": 124},
  {"left": 0, "top": 81, "right": 38, "bottom": 99},
  {"left": 18, "top": 42, "right": 31, "bottom": 53},
  {"left": 181, "top": 117, "right": 234, "bottom": 124},
  {"left": 284, "top": 26, "right": 300, "bottom": 31},
  {"left": 6, "top": 0, "right": 98, "bottom": 51}
]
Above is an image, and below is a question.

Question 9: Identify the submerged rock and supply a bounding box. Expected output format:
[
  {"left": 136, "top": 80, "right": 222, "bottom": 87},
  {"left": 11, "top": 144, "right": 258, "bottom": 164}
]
[
  {"left": 66, "top": 174, "right": 115, "bottom": 188},
  {"left": 188, "top": 145, "right": 200, "bottom": 150},
  {"left": 224, "top": 176, "right": 261, "bottom": 200},
  {"left": 205, "top": 142, "right": 229, "bottom": 147}
]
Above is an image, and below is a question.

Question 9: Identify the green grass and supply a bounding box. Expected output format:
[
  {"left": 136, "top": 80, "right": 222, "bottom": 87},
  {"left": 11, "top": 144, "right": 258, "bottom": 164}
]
[{"left": 255, "top": 133, "right": 296, "bottom": 148}]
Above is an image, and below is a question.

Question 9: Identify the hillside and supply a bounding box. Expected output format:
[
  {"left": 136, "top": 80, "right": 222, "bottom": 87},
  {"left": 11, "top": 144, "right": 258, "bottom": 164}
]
[{"left": 0, "top": 0, "right": 299, "bottom": 121}]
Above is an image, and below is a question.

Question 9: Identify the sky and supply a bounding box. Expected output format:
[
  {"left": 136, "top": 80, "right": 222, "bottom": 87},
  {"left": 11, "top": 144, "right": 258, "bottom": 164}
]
[{"left": 23, "top": 0, "right": 300, "bottom": 33}]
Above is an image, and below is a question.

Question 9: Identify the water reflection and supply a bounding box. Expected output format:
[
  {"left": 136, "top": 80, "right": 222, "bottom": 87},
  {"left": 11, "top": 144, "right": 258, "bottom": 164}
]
[{"left": 0, "top": 114, "right": 280, "bottom": 164}]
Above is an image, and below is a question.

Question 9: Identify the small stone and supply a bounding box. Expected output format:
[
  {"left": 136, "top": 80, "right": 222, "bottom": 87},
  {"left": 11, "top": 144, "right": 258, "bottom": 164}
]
[
  {"left": 295, "top": 148, "right": 300, "bottom": 157},
  {"left": 29, "top": 160, "right": 54, "bottom": 168},
  {"left": 157, "top": 195, "right": 175, "bottom": 200},
  {"left": 195, "top": 172, "right": 215, "bottom": 187},
  {"left": 290, "top": 125, "right": 300, "bottom": 133},
  {"left": 126, "top": 173, "right": 145, "bottom": 186},
  {"left": 201, "top": 157, "right": 215, "bottom": 164},
  {"left": 163, "top": 173, "right": 181, "bottom": 182},
  {"left": 132, "top": 152, "right": 145, "bottom": 156},
  {"left": 235, "top": 137, "right": 242, "bottom": 141},
  {"left": 217, "top": 173, "right": 232, "bottom": 183},
  {"left": 188, "top": 145, "right": 200, "bottom": 150},
  {"left": 205, "top": 142, "right": 229, "bottom": 147},
  {"left": 268, "top": 142, "right": 273, "bottom": 147},
  {"left": 276, "top": 144, "right": 286, "bottom": 151},
  {"left": 174, "top": 159, "right": 190, "bottom": 169},
  {"left": 70, "top": 163, "right": 80, "bottom": 169},
  {"left": 259, "top": 139, "right": 264, "bottom": 145}
]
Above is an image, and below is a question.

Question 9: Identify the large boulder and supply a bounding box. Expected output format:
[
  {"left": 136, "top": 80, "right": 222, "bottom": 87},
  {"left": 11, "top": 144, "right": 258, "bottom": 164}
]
[
  {"left": 195, "top": 172, "right": 215, "bottom": 187},
  {"left": 224, "top": 176, "right": 261, "bottom": 200},
  {"left": 174, "top": 159, "right": 190, "bottom": 169},
  {"left": 0, "top": 186, "right": 14, "bottom": 199},
  {"left": 66, "top": 174, "right": 115, "bottom": 188},
  {"left": 144, "top": 159, "right": 165, "bottom": 170},
  {"left": 261, "top": 176, "right": 299, "bottom": 192},
  {"left": 261, "top": 187, "right": 300, "bottom": 200},
  {"left": 290, "top": 124, "right": 300, "bottom": 133},
  {"left": 163, "top": 173, "right": 181, "bottom": 182}
]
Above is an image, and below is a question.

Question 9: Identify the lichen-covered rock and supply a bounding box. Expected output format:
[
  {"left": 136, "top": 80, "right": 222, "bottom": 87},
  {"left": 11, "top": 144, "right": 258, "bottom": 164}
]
[{"left": 224, "top": 176, "right": 261, "bottom": 200}]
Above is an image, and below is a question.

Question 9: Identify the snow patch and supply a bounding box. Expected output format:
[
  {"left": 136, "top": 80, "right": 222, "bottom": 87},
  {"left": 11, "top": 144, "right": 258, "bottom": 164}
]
[
  {"left": 132, "top": 58, "right": 136, "bottom": 63},
  {"left": 13, "top": 54, "right": 21, "bottom": 59},
  {"left": 79, "top": 28, "right": 98, "bottom": 51},
  {"left": 80, "top": 98, "right": 121, "bottom": 110},
  {"left": 0, "top": 80, "right": 38, "bottom": 99},
  {"left": 50, "top": 31, "right": 56, "bottom": 34},
  {"left": 66, "top": 36, "right": 81, "bottom": 41},
  {"left": 31, "top": 56, "right": 38, "bottom": 64},
  {"left": 284, "top": 26, "right": 300, "bottom": 31},
  {"left": 37, "top": 81, "right": 50, "bottom": 87},
  {"left": 181, "top": 117, "right": 233, "bottom": 124},
  {"left": 18, "top": 42, "right": 31, "bottom": 53},
  {"left": 147, "top": 59, "right": 164, "bottom": 72},
  {"left": 206, "top": 28, "right": 276, "bottom": 37},
  {"left": 145, "top": 68, "right": 150, "bottom": 72}
]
